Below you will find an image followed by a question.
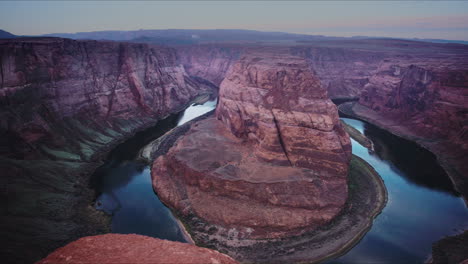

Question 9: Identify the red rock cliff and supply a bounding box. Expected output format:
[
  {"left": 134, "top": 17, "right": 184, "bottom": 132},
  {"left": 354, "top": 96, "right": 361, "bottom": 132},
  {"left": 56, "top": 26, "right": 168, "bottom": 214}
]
[
  {"left": 177, "top": 44, "right": 384, "bottom": 99},
  {"left": 0, "top": 37, "right": 213, "bottom": 263},
  {"left": 152, "top": 52, "right": 351, "bottom": 240},
  {"left": 216, "top": 52, "right": 352, "bottom": 173},
  {"left": 0, "top": 38, "right": 211, "bottom": 158},
  {"left": 353, "top": 55, "right": 468, "bottom": 200},
  {"left": 176, "top": 45, "right": 244, "bottom": 86}
]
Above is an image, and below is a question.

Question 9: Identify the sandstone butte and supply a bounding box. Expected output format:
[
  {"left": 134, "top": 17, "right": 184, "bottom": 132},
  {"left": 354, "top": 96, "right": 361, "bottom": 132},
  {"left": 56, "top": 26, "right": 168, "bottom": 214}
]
[
  {"left": 152, "top": 52, "right": 352, "bottom": 239},
  {"left": 37, "top": 234, "right": 239, "bottom": 264}
]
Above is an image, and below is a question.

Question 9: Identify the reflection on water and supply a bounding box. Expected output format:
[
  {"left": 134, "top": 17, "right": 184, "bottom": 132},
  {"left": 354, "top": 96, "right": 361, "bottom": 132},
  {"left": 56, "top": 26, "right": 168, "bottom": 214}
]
[
  {"left": 331, "top": 118, "right": 468, "bottom": 264},
  {"left": 364, "top": 121, "right": 459, "bottom": 196},
  {"left": 177, "top": 99, "right": 217, "bottom": 125},
  {"left": 90, "top": 99, "right": 217, "bottom": 242}
]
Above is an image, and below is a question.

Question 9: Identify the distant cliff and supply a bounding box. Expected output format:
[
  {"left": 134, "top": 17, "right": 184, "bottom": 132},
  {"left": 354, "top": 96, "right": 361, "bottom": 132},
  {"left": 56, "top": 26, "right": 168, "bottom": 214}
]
[
  {"left": 0, "top": 29, "right": 16, "bottom": 39},
  {"left": 176, "top": 45, "right": 245, "bottom": 86},
  {"left": 290, "top": 46, "right": 384, "bottom": 98}
]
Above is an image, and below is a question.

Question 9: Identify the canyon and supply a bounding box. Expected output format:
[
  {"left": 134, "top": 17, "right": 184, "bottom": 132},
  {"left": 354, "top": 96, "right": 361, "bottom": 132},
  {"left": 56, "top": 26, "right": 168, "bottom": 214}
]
[
  {"left": 150, "top": 52, "right": 388, "bottom": 263},
  {"left": 1, "top": 33, "right": 467, "bottom": 263}
]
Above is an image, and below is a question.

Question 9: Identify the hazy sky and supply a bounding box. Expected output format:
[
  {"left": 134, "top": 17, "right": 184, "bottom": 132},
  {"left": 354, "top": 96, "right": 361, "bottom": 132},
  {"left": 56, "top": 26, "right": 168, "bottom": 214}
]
[{"left": 1, "top": 1, "right": 468, "bottom": 40}]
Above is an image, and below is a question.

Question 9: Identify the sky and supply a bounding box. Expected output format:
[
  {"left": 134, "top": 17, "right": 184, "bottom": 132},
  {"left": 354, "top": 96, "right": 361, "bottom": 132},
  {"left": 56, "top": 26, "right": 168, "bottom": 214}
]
[{"left": 1, "top": 1, "right": 468, "bottom": 40}]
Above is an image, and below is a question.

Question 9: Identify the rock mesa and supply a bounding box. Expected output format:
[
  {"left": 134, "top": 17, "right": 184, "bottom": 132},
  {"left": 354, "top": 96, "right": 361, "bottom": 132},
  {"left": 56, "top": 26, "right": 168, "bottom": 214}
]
[{"left": 152, "top": 53, "right": 351, "bottom": 239}]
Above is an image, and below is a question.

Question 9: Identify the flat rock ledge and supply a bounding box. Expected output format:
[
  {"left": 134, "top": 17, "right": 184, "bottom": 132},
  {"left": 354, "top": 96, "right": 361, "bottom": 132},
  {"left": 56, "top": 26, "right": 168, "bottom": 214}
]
[
  {"left": 36, "top": 234, "right": 239, "bottom": 264},
  {"left": 150, "top": 113, "right": 387, "bottom": 263}
]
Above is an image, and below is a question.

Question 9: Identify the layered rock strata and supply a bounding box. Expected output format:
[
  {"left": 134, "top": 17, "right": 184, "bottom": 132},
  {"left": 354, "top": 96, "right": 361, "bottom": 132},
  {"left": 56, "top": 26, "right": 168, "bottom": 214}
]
[
  {"left": 290, "top": 46, "right": 384, "bottom": 98},
  {"left": 341, "top": 55, "right": 468, "bottom": 202},
  {"left": 152, "top": 53, "right": 351, "bottom": 241},
  {"left": 0, "top": 37, "right": 213, "bottom": 263},
  {"left": 37, "top": 234, "right": 239, "bottom": 264},
  {"left": 176, "top": 45, "right": 245, "bottom": 86}
]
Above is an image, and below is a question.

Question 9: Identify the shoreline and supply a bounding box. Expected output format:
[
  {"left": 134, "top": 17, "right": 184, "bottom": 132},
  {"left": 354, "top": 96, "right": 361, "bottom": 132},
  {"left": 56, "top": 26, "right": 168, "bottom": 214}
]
[
  {"left": 148, "top": 112, "right": 388, "bottom": 263},
  {"left": 322, "top": 155, "right": 388, "bottom": 262},
  {"left": 171, "top": 155, "right": 388, "bottom": 264},
  {"left": 341, "top": 119, "right": 374, "bottom": 151},
  {"left": 338, "top": 102, "right": 468, "bottom": 206}
]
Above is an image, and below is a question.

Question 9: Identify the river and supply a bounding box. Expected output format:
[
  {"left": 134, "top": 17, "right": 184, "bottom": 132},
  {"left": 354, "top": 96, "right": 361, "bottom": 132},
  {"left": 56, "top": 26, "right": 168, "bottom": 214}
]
[
  {"left": 90, "top": 102, "right": 467, "bottom": 263},
  {"left": 89, "top": 99, "right": 217, "bottom": 243}
]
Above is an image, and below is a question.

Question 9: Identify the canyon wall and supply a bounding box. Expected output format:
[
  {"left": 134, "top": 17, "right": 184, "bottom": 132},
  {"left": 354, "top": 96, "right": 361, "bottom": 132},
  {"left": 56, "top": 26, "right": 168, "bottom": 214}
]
[
  {"left": 0, "top": 37, "right": 213, "bottom": 263},
  {"left": 177, "top": 44, "right": 384, "bottom": 99},
  {"left": 352, "top": 54, "right": 468, "bottom": 200},
  {"left": 177, "top": 41, "right": 468, "bottom": 201},
  {"left": 176, "top": 45, "right": 245, "bottom": 86},
  {"left": 289, "top": 46, "right": 384, "bottom": 98}
]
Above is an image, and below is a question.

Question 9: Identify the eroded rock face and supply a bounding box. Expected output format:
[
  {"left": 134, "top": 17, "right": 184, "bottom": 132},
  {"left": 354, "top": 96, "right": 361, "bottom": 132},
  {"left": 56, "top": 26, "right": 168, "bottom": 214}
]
[
  {"left": 360, "top": 60, "right": 467, "bottom": 145},
  {"left": 37, "top": 234, "right": 239, "bottom": 264},
  {"left": 0, "top": 38, "right": 212, "bottom": 158},
  {"left": 0, "top": 37, "right": 213, "bottom": 263},
  {"left": 177, "top": 44, "right": 384, "bottom": 100},
  {"left": 216, "top": 53, "right": 351, "bottom": 173},
  {"left": 353, "top": 56, "right": 468, "bottom": 201},
  {"left": 152, "top": 53, "right": 351, "bottom": 239},
  {"left": 290, "top": 46, "right": 383, "bottom": 99},
  {"left": 176, "top": 45, "right": 244, "bottom": 86}
]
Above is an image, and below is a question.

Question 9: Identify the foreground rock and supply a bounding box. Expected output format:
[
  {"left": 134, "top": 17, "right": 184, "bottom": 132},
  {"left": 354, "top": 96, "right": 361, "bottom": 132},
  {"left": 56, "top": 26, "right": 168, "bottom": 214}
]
[
  {"left": 0, "top": 37, "right": 214, "bottom": 263},
  {"left": 37, "top": 234, "right": 238, "bottom": 264}
]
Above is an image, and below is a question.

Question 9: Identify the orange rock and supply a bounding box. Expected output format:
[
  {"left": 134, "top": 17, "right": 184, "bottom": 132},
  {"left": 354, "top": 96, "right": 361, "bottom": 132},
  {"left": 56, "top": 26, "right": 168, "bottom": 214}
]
[{"left": 37, "top": 234, "right": 238, "bottom": 264}]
